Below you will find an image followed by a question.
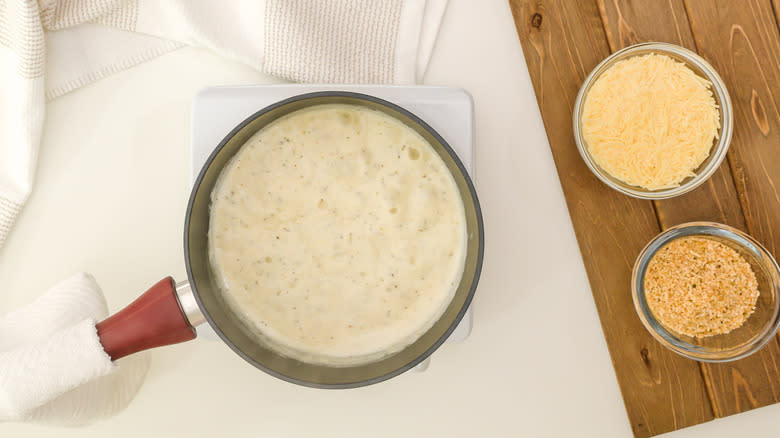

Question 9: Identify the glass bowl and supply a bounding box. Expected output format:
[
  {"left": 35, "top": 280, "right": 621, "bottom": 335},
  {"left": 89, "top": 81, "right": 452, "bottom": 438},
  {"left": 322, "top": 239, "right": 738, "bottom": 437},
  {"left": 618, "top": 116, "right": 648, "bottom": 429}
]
[
  {"left": 632, "top": 222, "right": 780, "bottom": 362},
  {"left": 572, "top": 42, "right": 733, "bottom": 199}
]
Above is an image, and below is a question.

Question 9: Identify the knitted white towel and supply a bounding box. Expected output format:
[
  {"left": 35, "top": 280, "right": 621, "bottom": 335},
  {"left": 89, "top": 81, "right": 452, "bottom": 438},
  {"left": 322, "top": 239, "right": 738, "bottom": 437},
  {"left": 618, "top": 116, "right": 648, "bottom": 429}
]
[
  {"left": 0, "top": 273, "right": 150, "bottom": 425},
  {"left": 0, "top": 0, "right": 447, "bottom": 250}
]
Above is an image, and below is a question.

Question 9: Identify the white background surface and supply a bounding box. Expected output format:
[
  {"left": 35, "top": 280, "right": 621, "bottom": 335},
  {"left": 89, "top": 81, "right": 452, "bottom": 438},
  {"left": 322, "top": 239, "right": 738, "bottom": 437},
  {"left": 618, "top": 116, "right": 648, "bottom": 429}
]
[{"left": 2, "top": 1, "right": 779, "bottom": 436}]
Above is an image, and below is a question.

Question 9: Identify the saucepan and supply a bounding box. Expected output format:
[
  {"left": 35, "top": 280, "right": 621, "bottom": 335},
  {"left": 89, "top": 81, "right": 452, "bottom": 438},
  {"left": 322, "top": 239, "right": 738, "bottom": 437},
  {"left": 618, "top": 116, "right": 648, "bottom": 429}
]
[{"left": 96, "top": 91, "right": 484, "bottom": 388}]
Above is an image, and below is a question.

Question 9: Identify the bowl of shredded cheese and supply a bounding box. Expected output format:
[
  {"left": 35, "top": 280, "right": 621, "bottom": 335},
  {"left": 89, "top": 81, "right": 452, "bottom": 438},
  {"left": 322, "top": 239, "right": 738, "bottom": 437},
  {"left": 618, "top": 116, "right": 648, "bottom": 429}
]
[
  {"left": 632, "top": 222, "right": 780, "bottom": 362},
  {"left": 573, "top": 42, "right": 733, "bottom": 199}
]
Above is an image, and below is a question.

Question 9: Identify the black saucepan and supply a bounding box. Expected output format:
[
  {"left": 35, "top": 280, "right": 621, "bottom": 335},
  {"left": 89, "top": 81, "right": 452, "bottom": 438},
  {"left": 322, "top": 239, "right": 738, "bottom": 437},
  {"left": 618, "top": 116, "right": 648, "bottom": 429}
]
[{"left": 95, "top": 91, "right": 484, "bottom": 388}]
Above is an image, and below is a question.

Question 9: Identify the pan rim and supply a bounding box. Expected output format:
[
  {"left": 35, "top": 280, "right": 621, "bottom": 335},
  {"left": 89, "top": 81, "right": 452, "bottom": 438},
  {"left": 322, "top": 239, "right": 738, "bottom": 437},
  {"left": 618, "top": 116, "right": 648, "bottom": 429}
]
[{"left": 184, "top": 90, "right": 484, "bottom": 388}]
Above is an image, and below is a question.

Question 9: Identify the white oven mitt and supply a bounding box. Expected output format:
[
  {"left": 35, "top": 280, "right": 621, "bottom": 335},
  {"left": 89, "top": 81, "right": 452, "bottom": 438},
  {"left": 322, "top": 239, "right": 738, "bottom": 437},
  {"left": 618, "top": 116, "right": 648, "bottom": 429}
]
[{"left": 0, "top": 273, "right": 150, "bottom": 425}]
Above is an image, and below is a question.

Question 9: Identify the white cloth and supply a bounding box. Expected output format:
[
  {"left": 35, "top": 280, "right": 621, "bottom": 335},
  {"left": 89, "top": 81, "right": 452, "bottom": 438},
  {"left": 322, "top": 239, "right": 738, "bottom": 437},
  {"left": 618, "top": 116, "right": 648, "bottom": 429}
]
[
  {"left": 0, "top": 0, "right": 447, "bottom": 249},
  {"left": 0, "top": 273, "right": 150, "bottom": 425}
]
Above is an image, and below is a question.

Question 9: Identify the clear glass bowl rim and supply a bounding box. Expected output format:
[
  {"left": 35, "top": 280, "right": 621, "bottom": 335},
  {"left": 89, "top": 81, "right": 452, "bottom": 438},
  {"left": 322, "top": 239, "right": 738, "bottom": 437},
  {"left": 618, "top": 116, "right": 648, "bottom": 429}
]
[
  {"left": 572, "top": 42, "right": 734, "bottom": 200},
  {"left": 631, "top": 222, "right": 780, "bottom": 362}
]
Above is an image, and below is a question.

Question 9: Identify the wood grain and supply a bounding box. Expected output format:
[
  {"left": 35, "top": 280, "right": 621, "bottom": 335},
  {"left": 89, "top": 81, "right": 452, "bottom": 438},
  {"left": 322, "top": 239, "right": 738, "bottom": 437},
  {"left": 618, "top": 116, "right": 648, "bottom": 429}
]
[
  {"left": 683, "top": 0, "right": 780, "bottom": 254},
  {"left": 511, "top": 0, "right": 780, "bottom": 435},
  {"left": 598, "top": 0, "right": 780, "bottom": 419},
  {"left": 596, "top": 0, "right": 747, "bottom": 229},
  {"left": 683, "top": 0, "right": 780, "bottom": 417},
  {"left": 508, "top": 1, "right": 714, "bottom": 436}
]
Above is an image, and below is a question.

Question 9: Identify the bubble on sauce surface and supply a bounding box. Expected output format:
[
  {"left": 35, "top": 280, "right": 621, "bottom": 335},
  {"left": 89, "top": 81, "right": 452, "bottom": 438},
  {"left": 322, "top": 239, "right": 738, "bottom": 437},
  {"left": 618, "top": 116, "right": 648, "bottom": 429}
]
[{"left": 339, "top": 111, "right": 356, "bottom": 125}]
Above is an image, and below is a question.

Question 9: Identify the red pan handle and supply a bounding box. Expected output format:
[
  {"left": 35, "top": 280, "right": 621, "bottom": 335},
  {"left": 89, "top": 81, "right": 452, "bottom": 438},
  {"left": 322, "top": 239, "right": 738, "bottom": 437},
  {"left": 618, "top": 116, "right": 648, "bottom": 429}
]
[{"left": 96, "top": 277, "right": 197, "bottom": 360}]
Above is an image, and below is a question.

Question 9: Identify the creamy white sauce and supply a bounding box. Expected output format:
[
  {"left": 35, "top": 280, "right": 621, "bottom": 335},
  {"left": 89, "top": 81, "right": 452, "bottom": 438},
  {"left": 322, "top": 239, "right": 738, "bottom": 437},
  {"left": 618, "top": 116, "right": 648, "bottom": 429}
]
[{"left": 208, "top": 103, "right": 466, "bottom": 365}]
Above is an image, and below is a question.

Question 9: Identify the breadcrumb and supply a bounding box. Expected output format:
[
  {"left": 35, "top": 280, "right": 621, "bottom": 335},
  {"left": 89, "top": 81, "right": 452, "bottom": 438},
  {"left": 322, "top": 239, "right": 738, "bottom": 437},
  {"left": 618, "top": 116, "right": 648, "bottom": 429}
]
[{"left": 644, "top": 236, "right": 759, "bottom": 337}]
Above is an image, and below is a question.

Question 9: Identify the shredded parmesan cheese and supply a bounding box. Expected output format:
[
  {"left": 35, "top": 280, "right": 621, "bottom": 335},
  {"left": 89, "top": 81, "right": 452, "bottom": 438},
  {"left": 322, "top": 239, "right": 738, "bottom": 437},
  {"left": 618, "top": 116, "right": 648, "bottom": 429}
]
[{"left": 581, "top": 53, "right": 720, "bottom": 190}]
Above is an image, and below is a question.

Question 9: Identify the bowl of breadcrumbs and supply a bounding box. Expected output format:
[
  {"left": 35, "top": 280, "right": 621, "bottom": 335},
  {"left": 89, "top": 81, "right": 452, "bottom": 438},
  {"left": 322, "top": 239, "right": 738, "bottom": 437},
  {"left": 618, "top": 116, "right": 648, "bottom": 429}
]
[{"left": 632, "top": 222, "right": 780, "bottom": 362}]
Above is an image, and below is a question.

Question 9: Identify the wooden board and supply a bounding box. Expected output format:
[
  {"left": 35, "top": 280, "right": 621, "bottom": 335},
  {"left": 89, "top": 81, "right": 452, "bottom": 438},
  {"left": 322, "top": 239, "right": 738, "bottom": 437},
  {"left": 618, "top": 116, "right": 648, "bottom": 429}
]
[
  {"left": 599, "top": 0, "right": 780, "bottom": 421},
  {"left": 508, "top": 0, "right": 780, "bottom": 436}
]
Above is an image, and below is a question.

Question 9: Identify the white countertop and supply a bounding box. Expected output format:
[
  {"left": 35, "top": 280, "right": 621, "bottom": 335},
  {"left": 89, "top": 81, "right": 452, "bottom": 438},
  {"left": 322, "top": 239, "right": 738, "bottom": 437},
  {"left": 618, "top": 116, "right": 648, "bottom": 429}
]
[{"left": 2, "top": 1, "right": 779, "bottom": 436}]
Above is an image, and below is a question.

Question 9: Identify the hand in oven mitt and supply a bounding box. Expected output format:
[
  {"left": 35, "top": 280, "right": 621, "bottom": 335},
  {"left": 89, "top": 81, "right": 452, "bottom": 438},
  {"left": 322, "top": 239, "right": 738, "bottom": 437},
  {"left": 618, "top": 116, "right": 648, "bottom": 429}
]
[{"left": 0, "top": 273, "right": 150, "bottom": 425}]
